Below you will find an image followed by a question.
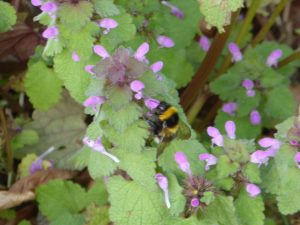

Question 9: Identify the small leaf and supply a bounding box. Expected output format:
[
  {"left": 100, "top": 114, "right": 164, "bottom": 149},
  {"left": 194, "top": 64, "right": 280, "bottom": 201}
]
[
  {"left": 105, "top": 85, "right": 132, "bottom": 110},
  {"left": 0, "top": 1, "right": 16, "bottom": 32},
  {"left": 242, "top": 163, "right": 262, "bottom": 183},
  {"left": 167, "top": 174, "right": 185, "bottom": 216},
  {"left": 25, "top": 62, "right": 62, "bottom": 110},
  {"left": 11, "top": 130, "right": 39, "bottom": 151},
  {"left": 49, "top": 213, "right": 85, "bottom": 225},
  {"left": 216, "top": 155, "right": 239, "bottom": 178},
  {"left": 93, "top": 0, "right": 120, "bottom": 17}
]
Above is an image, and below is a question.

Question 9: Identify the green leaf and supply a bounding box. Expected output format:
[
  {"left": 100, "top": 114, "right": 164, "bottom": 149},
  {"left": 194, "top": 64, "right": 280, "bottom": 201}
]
[
  {"left": 58, "top": 1, "right": 93, "bottom": 31},
  {"left": 236, "top": 91, "right": 261, "bottom": 117},
  {"left": 85, "top": 204, "right": 110, "bottom": 225},
  {"left": 107, "top": 176, "right": 168, "bottom": 225},
  {"left": 117, "top": 150, "right": 157, "bottom": 191},
  {"left": 105, "top": 85, "right": 132, "bottom": 110},
  {"left": 36, "top": 180, "right": 87, "bottom": 221},
  {"left": 200, "top": 191, "right": 215, "bottom": 205},
  {"left": 104, "top": 120, "right": 149, "bottom": 152},
  {"left": 16, "top": 94, "right": 86, "bottom": 169},
  {"left": 11, "top": 129, "right": 39, "bottom": 151},
  {"left": 103, "top": 102, "right": 141, "bottom": 132},
  {"left": 235, "top": 190, "right": 265, "bottom": 225},
  {"left": 25, "top": 62, "right": 62, "bottom": 110},
  {"left": 18, "top": 220, "right": 31, "bottom": 225},
  {"left": 43, "top": 38, "right": 63, "bottom": 57},
  {"left": 54, "top": 50, "right": 91, "bottom": 103},
  {"left": 242, "top": 163, "right": 262, "bottom": 183},
  {"left": 203, "top": 195, "right": 239, "bottom": 225},
  {"left": 167, "top": 174, "right": 185, "bottom": 216},
  {"left": 49, "top": 213, "right": 85, "bottom": 225},
  {"left": 101, "top": 9, "right": 136, "bottom": 50},
  {"left": 88, "top": 149, "right": 118, "bottom": 179},
  {"left": 158, "top": 139, "right": 207, "bottom": 177},
  {"left": 264, "top": 86, "right": 296, "bottom": 121},
  {"left": 17, "top": 153, "right": 37, "bottom": 178},
  {"left": 0, "top": 1, "right": 16, "bottom": 32},
  {"left": 93, "top": 0, "right": 120, "bottom": 17},
  {"left": 86, "top": 180, "right": 109, "bottom": 206},
  {"left": 199, "top": 0, "right": 243, "bottom": 32},
  {"left": 34, "top": 12, "right": 52, "bottom": 26},
  {"left": 216, "top": 155, "right": 239, "bottom": 179},
  {"left": 147, "top": 47, "right": 194, "bottom": 88},
  {"left": 261, "top": 144, "right": 300, "bottom": 214}
]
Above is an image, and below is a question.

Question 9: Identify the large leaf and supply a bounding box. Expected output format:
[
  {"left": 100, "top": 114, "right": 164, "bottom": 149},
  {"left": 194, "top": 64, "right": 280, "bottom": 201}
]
[{"left": 0, "top": 1, "right": 16, "bottom": 32}]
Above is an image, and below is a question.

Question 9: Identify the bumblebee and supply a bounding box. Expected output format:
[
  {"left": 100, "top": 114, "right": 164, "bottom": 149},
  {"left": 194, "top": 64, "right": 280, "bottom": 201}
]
[{"left": 147, "top": 101, "right": 191, "bottom": 143}]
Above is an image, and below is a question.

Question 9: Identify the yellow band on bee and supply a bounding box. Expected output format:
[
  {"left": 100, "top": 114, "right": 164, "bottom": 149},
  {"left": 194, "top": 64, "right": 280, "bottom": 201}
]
[{"left": 159, "top": 107, "right": 177, "bottom": 121}]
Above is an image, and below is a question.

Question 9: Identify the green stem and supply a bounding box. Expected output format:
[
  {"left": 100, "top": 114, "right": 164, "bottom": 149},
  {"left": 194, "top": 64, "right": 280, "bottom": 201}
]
[
  {"left": 251, "top": 0, "right": 289, "bottom": 47},
  {"left": 217, "top": 0, "right": 262, "bottom": 75},
  {"left": 180, "top": 11, "right": 239, "bottom": 112},
  {"left": 186, "top": 91, "right": 208, "bottom": 124},
  {"left": 281, "top": 214, "right": 290, "bottom": 225},
  {"left": 278, "top": 50, "right": 300, "bottom": 68}
]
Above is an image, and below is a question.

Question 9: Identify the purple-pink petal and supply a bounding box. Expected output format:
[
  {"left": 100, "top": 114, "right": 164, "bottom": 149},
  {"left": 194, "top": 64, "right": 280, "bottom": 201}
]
[
  {"left": 266, "top": 49, "right": 282, "bottom": 67},
  {"left": 228, "top": 42, "right": 243, "bottom": 62},
  {"left": 199, "top": 153, "right": 217, "bottom": 170},
  {"left": 242, "top": 79, "right": 254, "bottom": 90},
  {"left": 134, "top": 92, "right": 143, "bottom": 100},
  {"left": 31, "top": 0, "right": 42, "bottom": 6},
  {"left": 99, "top": 18, "right": 118, "bottom": 29},
  {"left": 198, "top": 36, "right": 211, "bottom": 52},
  {"left": 134, "top": 42, "right": 149, "bottom": 62},
  {"left": 174, "top": 152, "right": 192, "bottom": 176},
  {"left": 250, "top": 150, "right": 270, "bottom": 167},
  {"left": 225, "top": 120, "right": 236, "bottom": 139},
  {"left": 85, "top": 65, "right": 95, "bottom": 75},
  {"left": 41, "top": 2, "right": 58, "bottom": 13},
  {"left": 246, "top": 183, "right": 261, "bottom": 197},
  {"left": 207, "top": 126, "right": 221, "bottom": 138},
  {"left": 29, "top": 159, "right": 43, "bottom": 175},
  {"left": 222, "top": 102, "right": 237, "bottom": 116},
  {"left": 130, "top": 80, "right": 145, "bottom": 92},
  {"left": 151, "top": 61, "right": 164, "bottom": 73},
  {"left": 246, "top": 89, "right": 256, "bottom": 97},
  {"left": 190, "top": 198, "right": 200, "bottom": 207},
  {"left": 170, "top": 6, "right": 184, "bottom": 19},
  {"left": 250, "top": 110, "right": 261, "bottom": 125},
  {"left": 72, "top": 52, "right": 80, "bottom": 62},
  {"left": 258, "top": 137, "right": 281, "bottom": 149},
  {"left": 42, "top": 26, "right": 59, "bottom": 39},
  {"left": 93, "top": 45, "right": 110, "bottom": 59},
  {"left": 83, "top": 96, "right": 105, "bottom": 107},
  {"left": 157, "top": 35, "right": 175, "bottom": 48},
  {"left": 155, "top": 173, "right": 171, "bottom": 208},
  {"left": 290, "top": 140, "right": 299, "bottom": 146},
  {"left": 144, "top": 98, "right": 160, "bottom": 110}
]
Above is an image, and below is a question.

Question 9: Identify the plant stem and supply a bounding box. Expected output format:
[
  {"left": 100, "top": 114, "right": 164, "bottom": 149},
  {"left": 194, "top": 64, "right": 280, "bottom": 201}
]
[
  {"left": 180, "top": 11, "right": 239, "bottom": 112},
  {"left": 281, "top": 214, "right": 290, "bottom": 225},
  {"left": 186, "top": 91, "right": 209, "bottom": 124},
  {"left": 251, "top": 0, "right": 289, "bottom": 47},
  {"left": 278, "top": 50, "right": 300, "bottom": 68},
  {"left": 217, "top": 0, "right": 262, "bottom": 75},
  {"left": 0, "top": 108, "right": 13, "bottom": 187}
]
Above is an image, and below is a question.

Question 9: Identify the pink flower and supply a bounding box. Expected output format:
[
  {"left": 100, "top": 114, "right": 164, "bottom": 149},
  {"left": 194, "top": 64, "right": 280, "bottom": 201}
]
[
  {"left": 266, "top": 49, "right": 282, "bottom": 67},
  {"left": 144, "top": 98, "right": 160, "bottom": 110},
  {"left": 134, "top": 92, "right": 143, "bottom": 100},
  {"left": 72, "top": 52, "right": 80, "bottom": 62},
  {"left": 290, "top": 140, "right": 299, "bottom": 147},
  {"left": 225, "top": 120, "right": 236, "bottom": 139},
  {"left": 134, "top": 42, "right": 149, "bottom": 62},
  {"left": 83, "top": 96, "right": 105, "bottom": 111},
  {"left": 246, "top": 183, "right": 261, "bottom": 197},
  {"left": 199, "top": 153, "right": 217, "bottom": 171},
  {"left": 157, "top": 35, "right": 175, "bottom": 48},
  {"left": 246, "top": 89, "right": 256, "bottom": 97},
  {"left": 258, "top": 137, "right": 281, "bottom": 155},
  {"left": 85, "top": 65, "right": 95, "bottom": 75},
  {"left": 155, "top": 173, "right": 171, "bottom": 208},
  {"left": 150, "top": 61, "right": 164, "bottom": 73},
  {"left": 93, "top": 45, "right": 110, "bottom": 59},
  {"left": 174, "top": 152, "right": 192, "bottom": 176},
  {"left": 42, "top": 26, "right": 59, "bottom": 39},
  {"left": 242, "top": 79, "right": 254, "bottom": 90},
  {"left": 41, "top": 2, "right": 58, "bottom": 13},
  {"left": 161, "top": 1, "right": 184, "bottom": 19},
  {"left": 207, "top": 126, "right": 223, "bottom": 147},
  {"left": 250, "top": 150, "right": 270, "bottom": 167},
  {"left": 250, "top": 110, "right": 261, "bottom": 125},
  {"left": 228, "top": 42, "right": 243, "bottom": 62},
  {"left": 130, "top": 80, "right": 145, "bottom": 92},
  {"left": 222, "top": 102, "right": 237, "bottom": 116},
  {"left": 294, "top": 152, "right": 300, "bottom": 169},
  {"left": 99, "top": 18, "right": 118, "bottom": 34},
  {"left": 198, "top": 36, "right": 211, "bottom": 52},
  {"left": 31, "top": 0, "right": 42, "bottom": 6},
  {"left": 190, "top": 198, "right": 200, "bottom": 208},
  {"left": 83, "top": 137, "right": 120, "bottom": 163},
  {"left": 29, "top": 146, "right": 55, "bottom": 175}
]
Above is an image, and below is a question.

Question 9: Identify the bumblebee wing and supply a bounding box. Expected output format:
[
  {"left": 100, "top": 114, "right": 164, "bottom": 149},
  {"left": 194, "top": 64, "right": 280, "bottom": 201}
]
[{"left": 176, "top": 121, "right": 191, "bottom": 140}]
